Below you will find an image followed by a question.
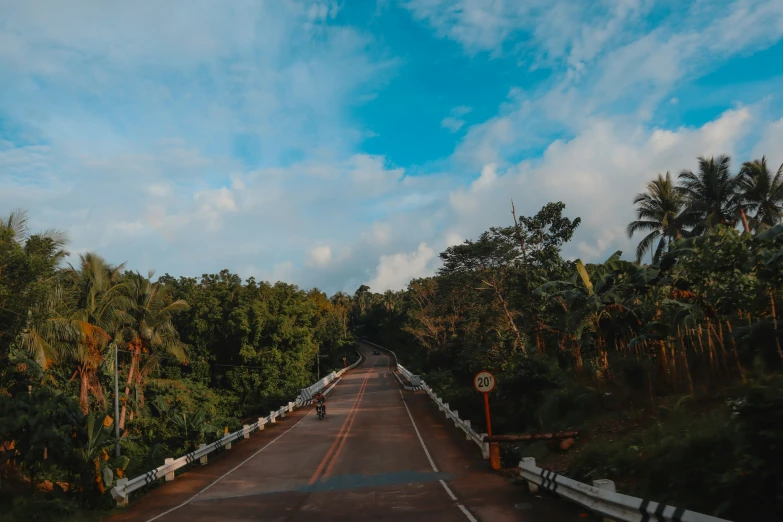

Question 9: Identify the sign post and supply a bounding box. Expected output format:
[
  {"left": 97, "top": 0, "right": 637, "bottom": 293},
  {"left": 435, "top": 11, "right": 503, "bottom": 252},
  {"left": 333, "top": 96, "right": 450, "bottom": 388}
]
[{"left": 474, "top": 370, "right": 500, "bottom": 470}]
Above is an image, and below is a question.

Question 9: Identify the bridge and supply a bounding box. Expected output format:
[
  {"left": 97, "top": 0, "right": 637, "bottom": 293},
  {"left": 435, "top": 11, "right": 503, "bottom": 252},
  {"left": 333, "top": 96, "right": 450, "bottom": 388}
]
[{"left": 107, "top": 346, "right": 586, "bottom": 522}]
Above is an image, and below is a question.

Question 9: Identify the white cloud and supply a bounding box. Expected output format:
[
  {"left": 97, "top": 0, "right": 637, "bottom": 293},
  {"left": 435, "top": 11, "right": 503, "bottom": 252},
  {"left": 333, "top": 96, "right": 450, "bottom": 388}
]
[
  {"left": 441, "top": 105, "right": 472, "bottom": 132},
  {"left": 193, "top": 187, "right": 238, "bottom": 231},
  {"left": 441, "top": 117, "right": 466, "bottom": 132},
  {"left": 367, "top": 242, "right": 436, "bottom": 292},
  {"left": 421, "top": 0, "right": 783, "bottom": 173},
  {"left": 404, "top": 0, "right": 651, "bottom": 64},
  {"left": 362, "top": 222, "right": 392, "bottom": 246},
  {"left": 2, "top": 0, "right": 783, "bottom": 297},
  {"left": 146, "top": 184, "right": 172, "bottom": 198},
  {"left": 108, "top": 221, "right": 145, "bottom": 236},
  {"left": 752, "top": 117, "right": 783, "bottom": 169},
  {"left": 447, "top": 107, "right": 756, "bottom": 264},
  {"left": 307, "top": 245, "right": 333, "bottom": 267}
]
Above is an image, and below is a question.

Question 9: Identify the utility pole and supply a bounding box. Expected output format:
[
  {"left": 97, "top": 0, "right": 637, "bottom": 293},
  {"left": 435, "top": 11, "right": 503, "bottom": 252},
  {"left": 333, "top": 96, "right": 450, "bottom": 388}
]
[
  {"left": 316, "top": 354, "right": 328, "bottom": 379},
  {"left": 114, "top": 343, "right": 121, "bottom": 457}
]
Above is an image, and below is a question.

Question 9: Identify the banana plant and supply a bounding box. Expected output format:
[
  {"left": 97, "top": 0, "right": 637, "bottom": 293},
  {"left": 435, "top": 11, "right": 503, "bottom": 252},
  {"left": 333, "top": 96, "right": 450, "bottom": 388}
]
[{"left": 74, "top": 412, "right": 129, "bottom": 494}]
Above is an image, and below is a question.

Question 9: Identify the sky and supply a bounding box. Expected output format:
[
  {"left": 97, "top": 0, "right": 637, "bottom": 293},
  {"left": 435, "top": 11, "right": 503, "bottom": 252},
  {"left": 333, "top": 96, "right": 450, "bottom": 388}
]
[{"left": 2, "top": 0, "right": 783, "bottom": 295}]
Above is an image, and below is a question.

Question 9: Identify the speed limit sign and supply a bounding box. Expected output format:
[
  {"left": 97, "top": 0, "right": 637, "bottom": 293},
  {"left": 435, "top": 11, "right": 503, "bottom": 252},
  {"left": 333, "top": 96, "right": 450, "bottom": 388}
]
[{"left": 473, "top": 370, "right": 496, "bottom": 393}]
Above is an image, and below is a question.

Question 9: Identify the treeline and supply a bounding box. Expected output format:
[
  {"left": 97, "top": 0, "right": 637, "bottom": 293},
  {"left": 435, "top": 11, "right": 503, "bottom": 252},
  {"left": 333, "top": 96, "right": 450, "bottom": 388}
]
[
  {"left": 0, "top": 210, "right": 354, "bottom": 517},
  {"left": 351, "top": 155, "right": 783, "bottom": 521}
]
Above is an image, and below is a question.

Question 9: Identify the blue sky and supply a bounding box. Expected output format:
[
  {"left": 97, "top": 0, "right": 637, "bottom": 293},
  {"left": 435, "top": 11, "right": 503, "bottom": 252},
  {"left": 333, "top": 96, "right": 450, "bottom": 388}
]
[{"left": 2, "top": 0, "right": 783, "bottom": 294}]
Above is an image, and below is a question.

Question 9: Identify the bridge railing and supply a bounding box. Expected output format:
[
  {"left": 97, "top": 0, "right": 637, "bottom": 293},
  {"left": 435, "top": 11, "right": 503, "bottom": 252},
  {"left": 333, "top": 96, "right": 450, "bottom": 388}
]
[
  {"left": 362, "top": 340, "right": 732, "bottom": 522},
  {"left": 362, "top": 340, "right": 488, "bottom": 457},
  {"left": 110, "top": 350, "right": 363, "bottom": 505},
  {"left": 518, "top": 457, "right": 731, "bottom": 522}
]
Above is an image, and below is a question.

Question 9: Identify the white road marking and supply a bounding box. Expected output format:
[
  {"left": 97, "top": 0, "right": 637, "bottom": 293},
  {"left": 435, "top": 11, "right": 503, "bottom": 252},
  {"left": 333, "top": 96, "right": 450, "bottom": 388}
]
[
  {"left": 143, "top": 371, "right": 357, "bottom": 521},
  {"left": 397, "top": 385, "right": 479, "bottom": 522},
  {"left": 144, "top": 411, "right": 314, "bottom": 522}
]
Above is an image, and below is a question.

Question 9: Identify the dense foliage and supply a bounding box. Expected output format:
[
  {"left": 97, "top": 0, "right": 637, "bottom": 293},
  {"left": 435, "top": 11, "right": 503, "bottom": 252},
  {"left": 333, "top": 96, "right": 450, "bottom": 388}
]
[
  {"left": 0, "top": 210, "right": 354, "bottom": 519},
  {"left": 1, "top": 153, "right": 781, "bottom": 521},
  {"left": 353, "top": 155, "right": 783, "bottom": 521}
]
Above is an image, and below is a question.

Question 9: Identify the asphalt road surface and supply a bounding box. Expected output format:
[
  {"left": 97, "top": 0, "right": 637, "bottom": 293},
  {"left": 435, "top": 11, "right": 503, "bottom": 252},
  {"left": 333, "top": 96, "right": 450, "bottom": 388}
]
[{"left": 108, "top": 347, "right": 587, "bottom": 522}]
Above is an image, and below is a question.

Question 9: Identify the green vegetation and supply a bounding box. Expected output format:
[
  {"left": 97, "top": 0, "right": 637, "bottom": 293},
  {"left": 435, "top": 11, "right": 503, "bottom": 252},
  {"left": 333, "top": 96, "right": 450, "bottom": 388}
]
[
  {"left": 0, "top": 210, "right": 355, "bottom": 520},
  {"left": 2, "top": 153, "right": 781, "bottom": 521},
  {"left": 353, "top": 155, "right": 783, "bottom": 522}
]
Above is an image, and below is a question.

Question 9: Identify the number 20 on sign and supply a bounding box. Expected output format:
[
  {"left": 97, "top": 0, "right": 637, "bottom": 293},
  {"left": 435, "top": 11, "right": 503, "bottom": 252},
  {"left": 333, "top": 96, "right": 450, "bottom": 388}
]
[
  {"left": 473, "top": 371, "right": 496, "bottom": 393},
  {"left": 474, "top": 370, "right": 500, "bottom": 470}
]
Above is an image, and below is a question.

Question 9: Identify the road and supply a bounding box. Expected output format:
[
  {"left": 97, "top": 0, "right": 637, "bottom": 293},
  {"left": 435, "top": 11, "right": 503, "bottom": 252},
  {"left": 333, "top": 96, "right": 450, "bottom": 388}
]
[{"left": 108, "top": 347, "right": 586, "bottom": 521}]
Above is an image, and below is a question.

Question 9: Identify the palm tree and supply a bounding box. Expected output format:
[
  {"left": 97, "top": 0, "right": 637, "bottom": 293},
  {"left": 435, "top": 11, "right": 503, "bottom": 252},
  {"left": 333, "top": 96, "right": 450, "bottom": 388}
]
[
  {"left": 738, "top": 157, "right": 783, "bottom": 232},
  {"left": 0, "top": 208, "right": 30, "bottom": 240},
  {"left": 677, "top": 155, "right": 744, "bottom": 233},
  {"left": 627, "top": 172, "right": 691, "bottom": 264},
  {"left": 4, "top": 208, "right": 70, "bottom": 369},
  {"left": 64, "top": 253, "right": 131, "bottom": 413},
  {"left": 117, "top": 271, "right": 188, "bottom": 430}
]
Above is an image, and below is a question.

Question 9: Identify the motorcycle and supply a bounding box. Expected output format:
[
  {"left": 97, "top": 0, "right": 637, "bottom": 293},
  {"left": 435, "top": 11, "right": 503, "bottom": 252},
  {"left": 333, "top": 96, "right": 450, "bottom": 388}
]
[{"left": 316, "top": 402, "right": 325, "bottom": 420}]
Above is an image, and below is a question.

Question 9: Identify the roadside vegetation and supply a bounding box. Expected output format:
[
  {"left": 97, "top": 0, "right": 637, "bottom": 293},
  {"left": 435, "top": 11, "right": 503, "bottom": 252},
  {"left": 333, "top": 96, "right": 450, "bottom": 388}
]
[
  {"left": 353, "top": 155, "right": 783, "bottom": 522},
  {"left": 2, "top": 153, "right": 781, "bottom": 522},
  {"left": 0, "top": 211, "right": 355, "bottom": 520}
]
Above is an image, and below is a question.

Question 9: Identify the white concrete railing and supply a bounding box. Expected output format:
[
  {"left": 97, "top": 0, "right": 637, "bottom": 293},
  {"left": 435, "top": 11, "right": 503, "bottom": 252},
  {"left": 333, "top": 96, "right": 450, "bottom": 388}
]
[
  {"left": 518, "top": 458, "right": 732, "bottom": 522},
  {"left": 362, "top": 340, "right": 489, "bottom": 459},
  {"left": 110, "top": 351, "right": 363, "bottom": 505},
  {"left": 362, "top": 340, "right": 420, "bottom": 387}
]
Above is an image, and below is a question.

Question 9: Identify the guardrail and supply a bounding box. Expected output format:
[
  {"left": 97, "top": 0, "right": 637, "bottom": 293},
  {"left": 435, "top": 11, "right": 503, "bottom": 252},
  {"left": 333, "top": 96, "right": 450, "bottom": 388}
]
[
  {"left": 362, "top": 340, "right": 732, "bottom": 522},
  {"left": 110, "top": 350, "right": 363, "bottom": 506},
  {"left": 362, "top": 340, "right": 489, "bottom": 459},
  {"left": 362, "top": 340, "right": 420, "bottom": 386},
  {"left": 518, "top": 458, "right": 732, "bottom": 522}
]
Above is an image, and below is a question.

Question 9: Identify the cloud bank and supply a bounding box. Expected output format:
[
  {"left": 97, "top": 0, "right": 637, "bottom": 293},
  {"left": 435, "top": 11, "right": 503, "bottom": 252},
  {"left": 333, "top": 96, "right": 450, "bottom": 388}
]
[{"left": 2, "top": 0, "right": 782, "bottom": 293}]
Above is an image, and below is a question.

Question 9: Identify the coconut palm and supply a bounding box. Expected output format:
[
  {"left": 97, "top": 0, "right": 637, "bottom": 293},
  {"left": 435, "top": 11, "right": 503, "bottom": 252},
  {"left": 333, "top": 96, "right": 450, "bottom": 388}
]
[
  {"left": 4, "top": 208, "right": 70, "bottom": 369},
  {"left": 677, "top": 155, "right": 743, "bottom": 234},
  {"left": 627, "top": 172, "right": 691, "bottom": 264},
  {"left": 63, "top": 253, "right": 131, "bottom": 413},
  {"left": 1, "top": 208, "right": 30, "bottom": 240},
  {"left": 738, "top": 157, "right": 783, "bottom": 232},
  {"left": 117, "top": 271, "right": 188, "bottom": 430}
]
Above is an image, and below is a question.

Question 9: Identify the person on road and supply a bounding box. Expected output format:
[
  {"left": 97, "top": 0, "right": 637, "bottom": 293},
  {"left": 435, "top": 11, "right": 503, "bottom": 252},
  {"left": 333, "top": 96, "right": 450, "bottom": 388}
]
[{"left": 314, "top": 391, "right": 326, "bottom": 416}]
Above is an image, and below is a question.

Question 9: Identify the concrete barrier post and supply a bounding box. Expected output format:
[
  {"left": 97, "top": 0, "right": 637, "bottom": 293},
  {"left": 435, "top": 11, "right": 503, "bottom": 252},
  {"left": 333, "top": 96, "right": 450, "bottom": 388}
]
[
  {"left": 593, "top": 480, "right": 617, "bottom": 522},
  {"left": 270, "top": 412, "right": 276, "bottom": 424},
  {"left": 115, "top": 479, "right": 129, "bottom": 506},
  {"left": 464, "top": 420, "right": 472, "bottom": 440},
  {"left": 164, "top": 458, "right": 175, "bottom": 481},
  {"left": 199, "top": 443, "right": 208, "bottom": 465},
  {"left": 243, "top": 424, "right": 250, "bottom": 439},
  {"left": 481, "top": 434, "right": 490, "bottom": 460},
  {"left": 520, "top": 458, "right": 539, "bottom": 494},
  {"left": 225, "top": 435, "right": 232, "bottom": 450},
  {"left": 280, "top": 407, "right": 286, "bottom": 419},
  {"left": 258, "top": 417, "right": 265, "bottom": 431}
]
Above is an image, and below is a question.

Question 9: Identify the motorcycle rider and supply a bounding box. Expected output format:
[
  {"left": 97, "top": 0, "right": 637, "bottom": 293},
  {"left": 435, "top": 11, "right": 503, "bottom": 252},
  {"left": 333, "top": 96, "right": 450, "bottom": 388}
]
[{"left": 313, "top": 391, "right": 326, "bottom": 416}]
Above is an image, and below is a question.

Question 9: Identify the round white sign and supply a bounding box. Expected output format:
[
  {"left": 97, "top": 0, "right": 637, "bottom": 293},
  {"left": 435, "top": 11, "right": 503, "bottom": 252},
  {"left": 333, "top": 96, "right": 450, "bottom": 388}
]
[{"left": 473, "top": 370, "right": 496, "bottom": 393}]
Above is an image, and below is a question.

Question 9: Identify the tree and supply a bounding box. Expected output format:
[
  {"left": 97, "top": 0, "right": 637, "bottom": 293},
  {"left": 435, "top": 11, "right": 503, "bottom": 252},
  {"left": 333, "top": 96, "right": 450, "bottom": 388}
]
[
  {"left": 738, "top": 157, "right": 783, "bottom": 232},
  {"left": 63, "top": 253, "right": 130, "bottom": 413},
  {"left": 627, "top": 172, "right": 691, "bottom": 264},
  {"left": 329, "top": 291, "right": 351, "bottom": 338},
  {"left": 678, "top": 155, "right": 745, "bottom": 233},
  {"left": 439, "top": 227, "right": 527, "bottom": 352},
  {"left": 117, "top": 271, "right": 189, "bottom": 431},
  {"left": 1, "top": 209, "right": 68, "bottom": 367}
]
